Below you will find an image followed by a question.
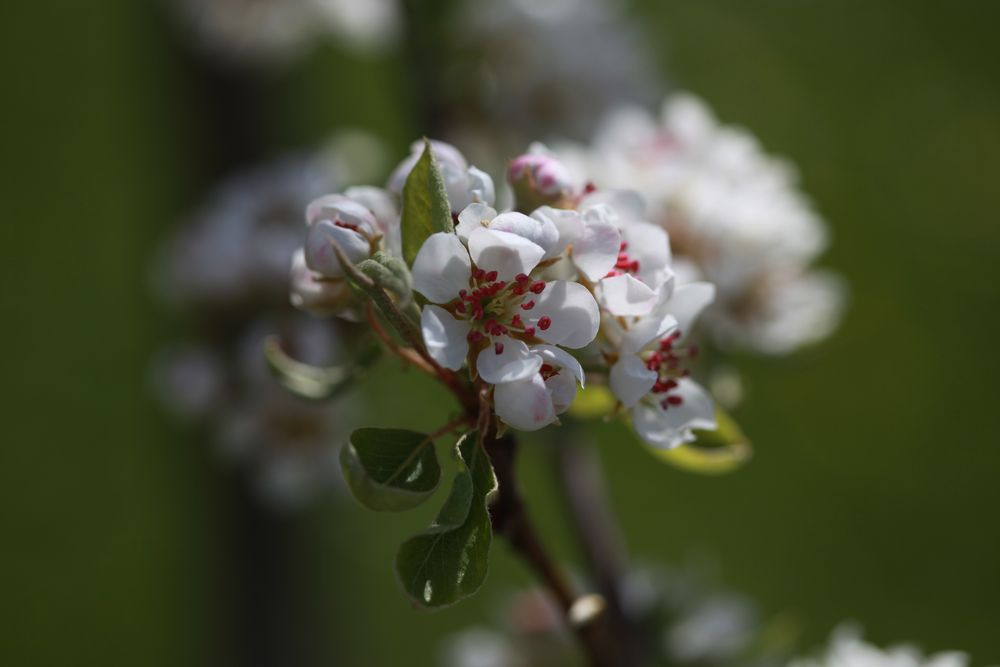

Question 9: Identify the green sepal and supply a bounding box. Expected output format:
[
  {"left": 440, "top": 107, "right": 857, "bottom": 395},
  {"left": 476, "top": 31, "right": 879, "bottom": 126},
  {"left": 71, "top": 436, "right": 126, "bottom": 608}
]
[
  {"left": 340, "top": 428, "right": 442, "bottom": 512},
  {"left": 400, "top": 138, "right": 453, "bottom": 266},
  {"left": 395, "top": 432, "right": 497, "bottom": 610},
  {"left": 358, "top": 250, "right": 413, "bottom": 306}
]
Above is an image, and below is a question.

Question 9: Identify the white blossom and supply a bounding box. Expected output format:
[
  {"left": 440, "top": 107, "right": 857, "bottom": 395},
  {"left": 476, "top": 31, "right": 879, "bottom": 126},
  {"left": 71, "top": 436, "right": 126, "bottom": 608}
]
[{"left": 411, "top": 224, "right": 600, "bottom": 431}]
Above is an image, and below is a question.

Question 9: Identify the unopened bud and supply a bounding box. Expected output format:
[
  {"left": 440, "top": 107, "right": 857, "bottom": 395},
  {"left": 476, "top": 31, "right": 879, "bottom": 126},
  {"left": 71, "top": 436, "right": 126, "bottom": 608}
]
[
  {"left": 290, "top": 249, "right": 359, "bottom": 320},
  {"left": 508, "top": 148, "right": 576, "bottom": 212}
]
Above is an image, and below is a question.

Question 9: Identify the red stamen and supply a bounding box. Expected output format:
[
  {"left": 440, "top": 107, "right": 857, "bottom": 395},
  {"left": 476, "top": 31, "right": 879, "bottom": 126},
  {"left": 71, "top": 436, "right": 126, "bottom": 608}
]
[{"left": 538, "top": 316, "right": 552, "bottom": 331}]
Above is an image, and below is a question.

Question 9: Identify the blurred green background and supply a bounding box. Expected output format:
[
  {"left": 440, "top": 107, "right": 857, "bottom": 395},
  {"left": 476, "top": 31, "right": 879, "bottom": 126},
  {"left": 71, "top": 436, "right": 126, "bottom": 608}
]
[{"left": 3, "top": 0, "right": 999, "bottom": 665}]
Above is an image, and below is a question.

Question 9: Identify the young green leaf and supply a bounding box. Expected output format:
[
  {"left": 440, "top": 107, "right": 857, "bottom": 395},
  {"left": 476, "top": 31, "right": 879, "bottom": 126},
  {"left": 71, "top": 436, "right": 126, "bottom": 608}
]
[
  {"left": 648, "top": 407, "right": 752, "bottom": 475},
  {"left": 341, "top": 428, "right": 442, "bottom": 511},
  {"left": 400, "top": 138, "right": 453, "bottom": 266},
  {"left": 395, "top": 432, "right": 498, "bottom": 610}
]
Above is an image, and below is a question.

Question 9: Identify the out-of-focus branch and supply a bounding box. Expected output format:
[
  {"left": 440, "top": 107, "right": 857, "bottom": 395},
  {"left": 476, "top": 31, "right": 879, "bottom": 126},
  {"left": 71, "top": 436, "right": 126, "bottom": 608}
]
[
  {"left": 552, "top": 426, "right": 653, "bottom": 667},
  {"left": 485, "top": 431, "right": 619, "bottom": 667}
]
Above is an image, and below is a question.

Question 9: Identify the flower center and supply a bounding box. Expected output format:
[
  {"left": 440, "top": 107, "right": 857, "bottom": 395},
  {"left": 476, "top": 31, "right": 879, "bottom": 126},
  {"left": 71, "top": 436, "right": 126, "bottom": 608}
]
[
  {"left": 448, "top": 271, "right": 550, "bottom": 352},
  {"left": 643, "top": 330, "right": 698, "bottom": 410},
  {"left": 605, "top": 241, "right": 640, "bottom": 278}
]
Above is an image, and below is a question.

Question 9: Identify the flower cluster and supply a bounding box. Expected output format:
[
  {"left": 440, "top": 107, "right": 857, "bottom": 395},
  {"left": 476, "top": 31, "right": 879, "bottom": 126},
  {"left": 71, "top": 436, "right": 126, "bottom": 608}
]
[
  {"left": 555, "top": 93, "right": 845, "bottom": 355},
  {"left": 294, "top": 139, "right": 722, "bottom": 449}
]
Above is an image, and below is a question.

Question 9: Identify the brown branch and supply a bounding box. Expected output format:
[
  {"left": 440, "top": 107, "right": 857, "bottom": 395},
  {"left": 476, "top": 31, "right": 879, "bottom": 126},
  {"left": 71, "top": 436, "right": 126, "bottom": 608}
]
[{"left": 485, "top": 431, "right": 620, "bottom": 667}]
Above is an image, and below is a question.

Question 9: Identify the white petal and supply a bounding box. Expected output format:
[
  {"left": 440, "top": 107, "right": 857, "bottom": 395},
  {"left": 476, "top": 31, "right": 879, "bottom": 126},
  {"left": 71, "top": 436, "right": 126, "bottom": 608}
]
[
  {"left": 533, "top": 206, "right": 583, "bottom": 255},
  {"left": 466, "top": 166, "right": 496, "bottom": 206},
  {"left": 609, "top": 356, "right": 657, "bottom": 408},
  {"left": 620, "top": 314, "right": 678, "bottom": 355},
  {"left": 421, "top": 306, "right": 470, "bottom": 371},
  {"left": 488, "top": 211, "right": 559, "bottom": 256},
  {"left": 529, "top": 281, "right": 600, "bottom": 349},
  {"left": 494, "top": 374, "right": 556, "bottom": 431},
  {"left": 467, "top": 227, "right": 545, "bottom": 281},
  {"left": 476, "top": 336, "right": 542, "bottom": 384},
  {"left": 304, "top": 220, "right": 370, "bottom": 277},
  {"left": 599, "top": 274, "right": 658, "bottom": 317},
  {"left": 533, "top": 345, "right": 585, "bottom": 386},
  {"left": 545, "top": 372, "right": 578, "bottom": 415},
  {"left": 620, "top": 221, "right": 671, "bottom": 286},
  {"left": 455, "top": 203, "right": 498, "bottom": 242},
  {"left": 573, "top": 212, "right": 621, "bottom": 281},
  {"left": 411, "top": 233, "right": 471, "bottom": 303},
  {"left": 664, "top": 282, "right": 716, "bottom": 338},
  {"left": 581, "top": 189, "right": 647, "bottom": 221},
  {"left": 632, "top": 379, "right": 716, "bottom": 449}
]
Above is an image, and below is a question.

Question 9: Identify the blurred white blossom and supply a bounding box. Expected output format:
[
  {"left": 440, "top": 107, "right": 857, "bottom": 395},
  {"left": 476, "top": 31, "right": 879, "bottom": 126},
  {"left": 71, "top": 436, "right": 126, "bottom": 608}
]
[
  {"left": 449, "top": 0, "right": 658, "bottom": 159},
  {"left": 556, "top": 93, "right": 846, "bottom": 355},
  {"left": 170, "top": 0, "right": 401, "bottom": 64},
  {"left": 152, "top": 138, "right": 378, "bottom": 508},
  {"left": 790, "top": 627, "right": 968, "bottom": 667}
]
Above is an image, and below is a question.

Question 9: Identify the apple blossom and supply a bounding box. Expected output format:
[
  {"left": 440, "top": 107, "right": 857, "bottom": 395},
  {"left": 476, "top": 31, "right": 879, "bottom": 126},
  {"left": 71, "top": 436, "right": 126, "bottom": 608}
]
[
  {"left": 411, "top": 227, "right": 599, "bottom": 430},
  {"left": 605, "top": 279, "right": 718, "bottom": 449}
]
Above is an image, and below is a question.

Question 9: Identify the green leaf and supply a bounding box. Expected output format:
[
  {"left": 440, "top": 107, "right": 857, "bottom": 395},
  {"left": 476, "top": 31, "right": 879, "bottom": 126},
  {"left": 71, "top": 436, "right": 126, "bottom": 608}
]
[
  {"left": 395, "top": 432, "right": 497, "bottom": 610},
  {"left": 264, "top": 335, "right": 379, "bottom": 401},
  {"left": 341, "top": 428, "right": 442, "bottom": 511},
  {"left": 400, "top": 138, "right": 453, "bottom": 266},
  {"left": 649, "top": 407, "right": 752, "bottom": 475}
]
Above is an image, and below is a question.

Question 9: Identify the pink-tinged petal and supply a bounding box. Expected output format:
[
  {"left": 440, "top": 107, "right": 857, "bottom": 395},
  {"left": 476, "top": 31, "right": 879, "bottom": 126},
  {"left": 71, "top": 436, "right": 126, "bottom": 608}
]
[
  {"left": 620, "top": 221, "right": 671, "bottom": 286},
  {"left": 476, "top": 336, "right": 542, "bottom": 384},
  {"left": 664, "top": 282, "right": 716, "bottom": 338},
  {"left": 468, "top": 227, "right": 545, "bottom": 281},
  {"left": 306, "top": 194, "right": 377, "bottom": 233},
  {"left": 411, "top": 232, "right": 472, "bottom": 303},
  {"left": 344, "top": 186, "right": 400, "bottom": 255},
  {"left": 631, "top": 378, "right": 716, "bottom": 449},
  {"left": 290, "top": 249, "right": 353, "bottom": 316},
  {"left": 620, "top": 314, "right": 678, "bottom": 355},
  {"left": 421, "top": 305, "right": 470, "bottom": 371},
  {"left": 599, "top": 274, "right": 658, "bottom": 316},
  {"left": 304, "top": 220, "right": 370, "bottom": 277},
  {"left": 488, "top": 211, "right": 559, "bottom": 256},
  {"left": 573, "top": 210, "right": 621, "bottom": 281},
  {"left": 494, "top": 374, "right": 556, "bottom": 431},
  {"left": 455, "top": 203, "right": 498, "bottom": 241},
  {"left": 610, "top": 356, "right": 657, "bottom": 408},
  {"left": 529, "top": 281, "right": 600, "bottom": 349}
]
